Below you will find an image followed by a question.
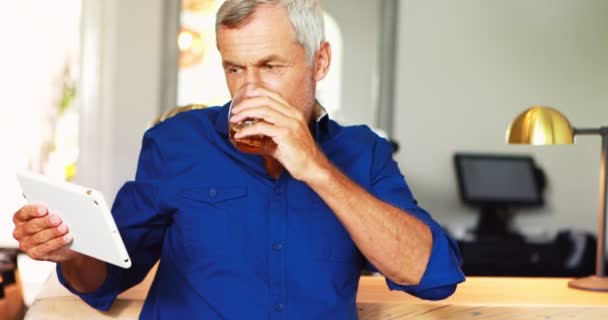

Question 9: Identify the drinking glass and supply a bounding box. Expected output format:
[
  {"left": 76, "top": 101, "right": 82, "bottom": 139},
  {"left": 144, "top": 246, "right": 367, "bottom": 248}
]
[{"left": 228, "top": 83, "right": 276, "bottom": 154}]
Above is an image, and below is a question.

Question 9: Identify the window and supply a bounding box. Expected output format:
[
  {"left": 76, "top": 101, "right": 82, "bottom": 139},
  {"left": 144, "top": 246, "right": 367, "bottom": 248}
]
[
  {"left": 0, "top": 1, "right": 81, "bottom": 182},
  {"left": 0, "top": 0, "right": 81, "bottom": 305}
]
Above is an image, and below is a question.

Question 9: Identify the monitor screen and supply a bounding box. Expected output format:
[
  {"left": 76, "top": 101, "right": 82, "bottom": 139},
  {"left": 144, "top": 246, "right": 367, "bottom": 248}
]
[{"left": 454, "top": 153, "right": 543, "bottom": 207}]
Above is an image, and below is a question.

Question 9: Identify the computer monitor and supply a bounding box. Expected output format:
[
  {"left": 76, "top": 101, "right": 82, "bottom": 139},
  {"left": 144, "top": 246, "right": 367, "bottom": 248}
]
[{"left": 454, "top": 153, "right": 545, "bottom": 239}]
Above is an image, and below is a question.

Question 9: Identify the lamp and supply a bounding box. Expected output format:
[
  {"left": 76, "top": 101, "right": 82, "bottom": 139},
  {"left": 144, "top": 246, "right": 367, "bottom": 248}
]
[
  {"left": 178, "top": 27, "right": 207, "bottom": 69},
  {"left": 507, "top": 106, "right": 608, "bottom": 291}
]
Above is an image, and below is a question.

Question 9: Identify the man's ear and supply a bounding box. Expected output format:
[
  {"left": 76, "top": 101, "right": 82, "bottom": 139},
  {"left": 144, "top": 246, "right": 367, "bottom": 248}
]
[{"left": 313, "top": 41, "right": 331, "bottom": 82}]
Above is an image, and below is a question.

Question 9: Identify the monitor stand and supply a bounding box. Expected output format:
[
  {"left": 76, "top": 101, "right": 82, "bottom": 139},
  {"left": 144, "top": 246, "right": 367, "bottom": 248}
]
[{"left": 472, "top": 206, "right": 523, "bottom": 241}]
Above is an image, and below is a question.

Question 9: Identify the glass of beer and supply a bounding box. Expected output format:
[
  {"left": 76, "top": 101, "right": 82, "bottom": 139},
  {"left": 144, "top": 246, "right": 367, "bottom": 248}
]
[{"left": 228, "top": 83, "right": 276, "bottom": 155}]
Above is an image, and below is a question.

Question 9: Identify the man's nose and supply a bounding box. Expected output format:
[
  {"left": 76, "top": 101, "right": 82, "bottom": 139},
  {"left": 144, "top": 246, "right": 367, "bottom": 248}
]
[
  {"left": 240, "top": 72, "right": 268, "bottom": 98},
  {"left": 240, "top": 82, "right": 262, "bottom": 99},
  {"left": 245, "top": 69, "right": 263, "bottom": 86}
]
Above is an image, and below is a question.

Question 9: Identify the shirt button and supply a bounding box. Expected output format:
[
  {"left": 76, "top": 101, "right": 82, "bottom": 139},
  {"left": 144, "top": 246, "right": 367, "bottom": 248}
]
[
  {"left": 274, "top": 185, "right": 281, "bottom": 194},
  {"left": 274, "top": 303, "right": 284, "bottom": 312},
  {"left": 208, "top": 188, "right": 217, "bottom": 197},
  {"left": 272, "top": 242, "right": 283, "bottom": 251}
]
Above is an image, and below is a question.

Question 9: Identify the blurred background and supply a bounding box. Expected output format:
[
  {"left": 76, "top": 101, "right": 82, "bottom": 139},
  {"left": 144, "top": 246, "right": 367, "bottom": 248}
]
[{"left": 1, "top": 0, "right": 607, "bottom": 313}]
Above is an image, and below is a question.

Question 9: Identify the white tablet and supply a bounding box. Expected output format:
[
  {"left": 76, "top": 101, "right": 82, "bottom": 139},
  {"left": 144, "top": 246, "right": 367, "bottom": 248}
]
[{"left": 17, "top": 172, "right": 131, "bottom": 269}]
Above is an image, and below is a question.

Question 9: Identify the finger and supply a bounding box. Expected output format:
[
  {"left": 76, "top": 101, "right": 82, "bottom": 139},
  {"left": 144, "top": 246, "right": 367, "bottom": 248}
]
[
  {"left": 13, "top": 204, "right": 48, "bottom": 224},
  {"left": 230, "top": 105, "right": 288, "bottom": 126},
  {"left": 234, "top": 121, "right": 286, "bottom": 140},
  {"left": 232, "top": 96, "right": 300, "bottom": 121},
  {"left": 17, "top": 220, "right": 66, "bottom": 250},
  {"left": 28, "top": 233, "right": 73, "bottom": 261},
  {"left": 29, "top": 223, "right": 69, "bottom": 246},
  {"left": 23, "top": 214, "right": 63, "bottom": 235},
  {"left": 12, "top": 224, "right": 29, "bottom": 240}
]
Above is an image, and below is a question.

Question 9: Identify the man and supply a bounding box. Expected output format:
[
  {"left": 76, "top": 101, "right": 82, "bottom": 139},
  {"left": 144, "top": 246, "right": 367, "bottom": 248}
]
[{"left": 12, "top": 0, "right": 464, "bottom": 319}]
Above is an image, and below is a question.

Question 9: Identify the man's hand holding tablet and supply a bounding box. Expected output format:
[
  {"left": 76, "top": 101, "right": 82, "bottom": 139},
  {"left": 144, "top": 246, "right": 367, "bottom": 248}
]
[{"left": 12, "top": 172, "right": 132, "bottom": 293}]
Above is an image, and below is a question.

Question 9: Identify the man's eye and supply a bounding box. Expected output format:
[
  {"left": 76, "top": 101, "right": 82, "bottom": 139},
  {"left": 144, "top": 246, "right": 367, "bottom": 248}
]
[
  {"left": 227, "top": 67, "right": 242, "bottom": 74},
  {"left": 263, "top": 64, "right": 279, "bottom": 71}
]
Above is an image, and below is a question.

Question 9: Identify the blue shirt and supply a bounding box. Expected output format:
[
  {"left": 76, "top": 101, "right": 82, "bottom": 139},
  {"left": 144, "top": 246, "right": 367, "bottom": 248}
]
[{"left": 58, "top": 103, "right": 464, "bottom": 319}]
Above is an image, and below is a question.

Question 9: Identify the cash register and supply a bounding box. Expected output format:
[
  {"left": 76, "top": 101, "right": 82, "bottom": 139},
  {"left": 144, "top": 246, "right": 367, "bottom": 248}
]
[{"left": 453, "top": 153, "right": 596, "bottom": 277}]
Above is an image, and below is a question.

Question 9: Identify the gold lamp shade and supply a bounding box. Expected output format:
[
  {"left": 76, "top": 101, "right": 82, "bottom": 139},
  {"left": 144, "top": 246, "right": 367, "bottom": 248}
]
[{"left": 506, "top": 106, "right": 574, "bottom": 145}]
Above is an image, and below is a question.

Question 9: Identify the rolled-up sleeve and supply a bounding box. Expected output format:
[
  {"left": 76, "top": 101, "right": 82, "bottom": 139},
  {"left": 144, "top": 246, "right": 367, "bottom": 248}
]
[
  {"left": 368, "top": 137, "right": 465, "bottom": 300},
  {"left": 57, "top": 128, "right": 171, "bottom": 310}
]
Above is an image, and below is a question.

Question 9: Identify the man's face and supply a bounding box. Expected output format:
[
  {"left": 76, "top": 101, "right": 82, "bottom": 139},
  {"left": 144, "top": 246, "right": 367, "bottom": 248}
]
[{"left": 217, "top": 4, "right": 324, "bottom": 120}]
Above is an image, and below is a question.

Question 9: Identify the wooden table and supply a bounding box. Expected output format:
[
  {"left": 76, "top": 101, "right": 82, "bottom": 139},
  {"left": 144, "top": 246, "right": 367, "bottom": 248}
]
[
  {"left": 27, "top": 271, "right": 608, "bottom": 319},
  {"left": 357, "top": 276, "right": 608, "bottom": 319}
]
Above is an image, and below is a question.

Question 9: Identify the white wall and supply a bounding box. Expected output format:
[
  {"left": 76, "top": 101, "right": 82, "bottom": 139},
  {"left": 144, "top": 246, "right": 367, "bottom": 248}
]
[
  {"left": 77, "top": 0, "right": 166, "bottom": 203},
  {"left": 321, "top": 0, "right": 381, "bottom": 125},
  {"left": 395, "top": 0, "right": 608, "bottom": 235}
]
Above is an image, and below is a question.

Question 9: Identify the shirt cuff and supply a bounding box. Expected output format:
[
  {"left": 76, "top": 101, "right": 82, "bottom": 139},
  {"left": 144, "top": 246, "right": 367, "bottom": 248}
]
[
  {"left": 385, "top": 217, "right": 465, "bottom": 300},
  {"left": 56, "top": 262, "right": 124, "bottom": 311}
]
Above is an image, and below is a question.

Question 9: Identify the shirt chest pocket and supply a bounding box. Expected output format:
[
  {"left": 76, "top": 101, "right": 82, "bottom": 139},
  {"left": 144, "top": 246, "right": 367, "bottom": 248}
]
[{"left": 177, "top": 185, "right": 248, "bottom": 260}]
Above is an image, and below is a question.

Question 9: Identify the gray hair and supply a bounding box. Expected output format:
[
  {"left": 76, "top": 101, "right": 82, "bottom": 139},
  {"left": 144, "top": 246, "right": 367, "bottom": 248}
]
[{"left": 216, "top": 0, "right": 325, "bottom": 65}]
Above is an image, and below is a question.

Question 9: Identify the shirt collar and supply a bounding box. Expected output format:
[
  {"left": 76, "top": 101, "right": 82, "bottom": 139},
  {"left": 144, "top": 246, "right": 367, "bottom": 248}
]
[
  {"left": 215, "top": 100, "right": 331, "bottom": 141},
  {"left": 313, "top": 102, "right": 327, "bottom": 122}
]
